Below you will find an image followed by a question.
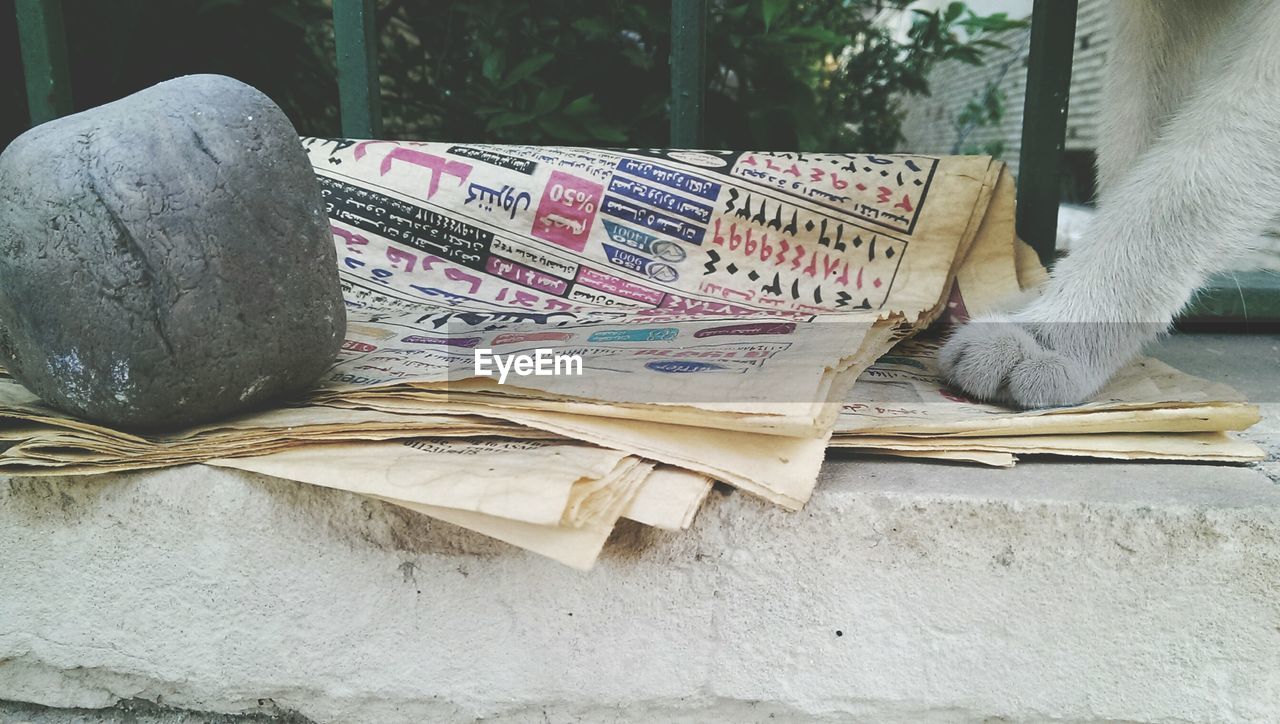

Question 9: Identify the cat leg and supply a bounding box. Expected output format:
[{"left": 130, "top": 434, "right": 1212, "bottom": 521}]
[
  {"left": 1094, "top": 0, "right": 1230, "bottom": 198},
  {"left": 941, "top": 0, "right": 1280, "bottom": 408}
]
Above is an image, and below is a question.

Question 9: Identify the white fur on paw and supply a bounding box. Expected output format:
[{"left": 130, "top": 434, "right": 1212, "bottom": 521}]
[{"left": 940, "top": 317, "right": 1092, "bottom": 409}]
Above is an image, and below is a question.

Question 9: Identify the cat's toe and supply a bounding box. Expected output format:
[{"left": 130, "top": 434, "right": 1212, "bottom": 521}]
[
  {"left": 939, "top": 316, "right": 1041, "bottom": 403},
  {"left": 941, "top": 317, "right": 1097, "bottom": 409},
  {"left": 1005, "top": 349, "right": 1091, "bottom": 408}
]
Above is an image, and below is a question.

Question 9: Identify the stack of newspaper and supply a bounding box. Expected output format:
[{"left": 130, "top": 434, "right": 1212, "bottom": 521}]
[
  {"left": 832, "top": 337, "right": 1262, "bottom": 467},
  {"left": 0, "top": 141, "right": 1261, "bottom": 568}
]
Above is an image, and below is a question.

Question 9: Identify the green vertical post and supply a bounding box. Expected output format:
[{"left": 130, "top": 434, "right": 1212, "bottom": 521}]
[
  {"left": 15, "top": 0, "right": 73, "bottom": 126},
  {"left": 1016, "top": 0, "right": 1078, "bottom": 267},
  {"left": 333, "top": 0, "right": 382, "bottom": 138},
  {"left": 670, "top": 0, "right": 707, "bottom": 148}
]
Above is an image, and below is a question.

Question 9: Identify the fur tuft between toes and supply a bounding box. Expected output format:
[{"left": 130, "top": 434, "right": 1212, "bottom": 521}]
[
  {"left": 1006, "top": 350, "right": 1090, "bottom": 409},
  {"left": 940, "top": 317, "right": 1097, "bottom": 409}
]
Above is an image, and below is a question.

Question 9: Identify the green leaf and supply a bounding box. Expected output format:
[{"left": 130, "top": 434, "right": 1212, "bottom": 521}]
[
  {"left": 944, "top": 46, "right": 983, "bottom": 65},
  {"left": 499, "top": 52, "right": 555, "bottom": 90},
  {"left": 481, "top": 50, "right": 505, "bottom": 83},
  {"left": 762, "top": 0, "right": 786, "bottom": 32},
  {"left": 564, "top": 94, "right": 597, "bottom": 116},
  {"left": 531, "top": 85, "right": 567, "bottom": 116},
  {"left": 774, "top": 26, "right": 847, "bottom": 46},
  {"left": 964, "top": 12, "right": 1027, "bottom": 32},
  {"left": 481, "top": 51, "right": 504, "bottom": 83},
  {"left": 486, "top": 109, "right": 540, "bottom": 131}
]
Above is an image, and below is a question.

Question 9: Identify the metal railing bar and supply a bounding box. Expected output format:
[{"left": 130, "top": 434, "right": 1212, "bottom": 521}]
[
  {"left": 669, "top": 0, "right": 707, "bottom": 148},
  {"left": 333, "top": 0, "right": 383, "bottom": 139},
  {"left": 1015, "top": 0, "right": 1079, "bottom": 266},
  {"left": 16, "top": 0, "right": 73, "bottom": 127}
]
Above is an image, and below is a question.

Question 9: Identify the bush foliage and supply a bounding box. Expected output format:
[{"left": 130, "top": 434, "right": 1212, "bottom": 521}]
[{"left": 4, "top": 0, "right": 1025, "bottom": 151}]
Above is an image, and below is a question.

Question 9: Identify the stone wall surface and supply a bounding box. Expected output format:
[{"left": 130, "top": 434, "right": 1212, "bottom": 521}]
[{"left": 2, "top": 334, "right": 1278, "bottom": 723}]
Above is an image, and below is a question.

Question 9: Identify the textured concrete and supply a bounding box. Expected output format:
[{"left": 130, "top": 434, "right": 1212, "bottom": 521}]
[{"left": 1, "top": 333, "right": 1277, "bottom": 723}]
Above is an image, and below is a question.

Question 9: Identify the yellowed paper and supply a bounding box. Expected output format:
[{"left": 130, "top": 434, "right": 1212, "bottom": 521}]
[
  {"left": 833, "top": 431, "right": 1264, "bottom": 463},
  {"left": 622, "top": 465, "right": 714, "bottom": 531},
  {"left": 209, "top": 437, "right": 656, "bottom": 568},
  {"left": 947, "top": 166, "right": 1023, "bottom": 319},
  {"left": 209, "top": 439, "right": 630, "bottom": 526},
  {"left": 838, "top": 337, "right": 1260, "bottom": 438},
  {"left": 375, "top": 459, "right": 652, "bottom": 570},
  {"left": 836, "top": 447, "right": 1017, "bottom": 467}
]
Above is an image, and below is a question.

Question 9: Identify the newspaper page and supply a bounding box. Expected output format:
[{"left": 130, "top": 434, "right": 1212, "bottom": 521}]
[
  {"left": 307, "top": 139, "right": 1004, "bottom": 425},
  {"left": 623, "top": 465, "right": 714, "bottom": 531},
  {"left": 832, "top": 431, "right": 1264, "bottom": 464},
  {"left": 212, "top": 438, "right": 711, "bottom": 569},
  {"left": 837, "top": 336, "right": 1261, "bottom": 437},
  {"left": 0, "top": 374, "right": 555, "bottom": 474},
  {"left": 943, "top": 166, "right": 1023, "bottom": 320},
  {"left": 210, "top": 439, "right": 632, "bottom": 526}
]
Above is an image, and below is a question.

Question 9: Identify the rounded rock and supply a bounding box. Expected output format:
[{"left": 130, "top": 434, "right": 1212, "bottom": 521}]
[{"left": 0, "top": 74, "right": 345, "bottom": 430}]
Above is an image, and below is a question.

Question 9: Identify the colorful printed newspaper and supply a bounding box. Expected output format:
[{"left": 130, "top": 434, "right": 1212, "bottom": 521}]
[
  {"left": 312, "top": 140, "right": 1004, "bottom": 412},
  {"left": 298, "top": 139, "right": 1007, "bottom": 507}
]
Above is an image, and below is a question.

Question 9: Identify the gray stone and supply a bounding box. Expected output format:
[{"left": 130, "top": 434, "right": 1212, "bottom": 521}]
[{"left": 0, "top": 74, "right": 344, "bottom": 430}]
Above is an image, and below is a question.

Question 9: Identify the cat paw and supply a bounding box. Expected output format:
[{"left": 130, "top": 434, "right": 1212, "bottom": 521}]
[{"left": 938, "top": 315, "right": 1094, "bottom": 409}]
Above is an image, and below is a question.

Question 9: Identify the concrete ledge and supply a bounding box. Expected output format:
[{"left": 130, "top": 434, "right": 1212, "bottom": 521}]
[
  {"left": 3, "top": 455, "right": 1279, "bottom": 723},
  {"left": 4, "top": 333, "right": 1279, "bottom": 723}
]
